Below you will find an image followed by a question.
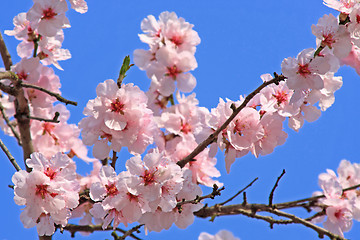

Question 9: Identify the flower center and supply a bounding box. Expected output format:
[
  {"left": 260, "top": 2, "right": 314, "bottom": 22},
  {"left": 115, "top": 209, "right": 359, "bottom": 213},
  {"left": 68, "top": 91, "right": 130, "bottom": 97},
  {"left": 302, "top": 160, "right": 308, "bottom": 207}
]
[
  {"left": 273, "top": 90, "right": 289, "bottom": 105},
  {"left": 171, "top": 35, "right": 183, "bottom": 46},
  {"left": 42, "top": 8, "right": 57, "bottom": 20},
  {"left": 180, "top": 122, "right": 192, "bottom": 134},
  {"left": 44, "top": 167, "right": 57, "bottom": 180},
  {"left": 166, "top": 65, "right": 182, "bottom": 80},
  {"left": 142, "top": 169, "right": 157, "bottom": 186},
  {"left": 297, "top": 63, "right": 311, "bottom": 77},
  {"left": 105, "top": 183, "right": 119, "bottom": 196},
  {"left": 322, "top": 33, "right": 335, "bottom": 48},
  {"left": 110, "top": 98, "right": 125, "bottom": 114}
]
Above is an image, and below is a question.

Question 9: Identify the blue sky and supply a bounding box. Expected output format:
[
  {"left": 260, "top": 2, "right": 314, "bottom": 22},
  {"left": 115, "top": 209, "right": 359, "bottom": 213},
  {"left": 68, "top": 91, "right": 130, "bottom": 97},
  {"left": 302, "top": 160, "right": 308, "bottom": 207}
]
[{"left": 1, "top": 0, "right": 360, "bottom": 239}]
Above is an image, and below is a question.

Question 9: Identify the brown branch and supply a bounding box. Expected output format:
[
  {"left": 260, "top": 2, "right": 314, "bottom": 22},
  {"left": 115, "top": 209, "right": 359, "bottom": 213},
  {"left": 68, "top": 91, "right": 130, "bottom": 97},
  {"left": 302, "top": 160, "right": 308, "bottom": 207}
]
[
  {"left": 28, "top": 112, "right": 60, "bottom": 123},
  {"left": 268, "top": 208, "right": 346, "bottom": 240},
  {"left": 0, "top": 101, "right": 21, "bottom": 145},
  {"left": 110, "top": 150, "right": 118, "bottom": 170},
  {"left": 61, "top": 224, "right": 142, "bottom": 240},
  {"left": 219, "top": 177, "right": 258, "bottom": 206},
  {"left": 0, "top": 45, "right": 34, "bottom": 171},
  {"left": 274, "top": 183, "right": 360, "bottom": 210},
  {"left": 21, "top": 82, "right": 77, "bottom": 106},
  {"left": 177, "top": 73, "right": 286, "bottom": 168},
  {"left": 269, "top": 169, "right": 286, "bottom": 207},
  {"left": 118, "top": 224, "right": 144, "bottom": 240},
  {"left": 177, "top": 184, "right": 225, "bottom": 211},
  {"left": 0, "top": 137, "right": 21, "bottom": 171},
  {"left": 194, "top": 202, "right": 346, "bottom": 240},
  {"left": 0, "top": 32, "right": 12, "bottom": 70}
]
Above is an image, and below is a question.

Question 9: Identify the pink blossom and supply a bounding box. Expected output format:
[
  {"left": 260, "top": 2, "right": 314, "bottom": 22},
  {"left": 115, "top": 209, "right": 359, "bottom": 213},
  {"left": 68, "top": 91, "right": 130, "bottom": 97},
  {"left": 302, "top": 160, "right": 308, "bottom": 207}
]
[
  {"left": 282, "top": 48, "right": 331, "bottom": 91},
  {"left": 153, "top": 46, "right": 197, "bottom": 96},
  {"left": 27, "top": 0, "right": 70, "bottom": 37},
  {"left": 79, "top": 79, "right": 156, "bottom": 159},
  {"left": 251, "top": 113, "right": 287, "bottom": 158},
  {"left": 12, "top": 152, "right": 80, "bottom": 236},
  {"left": 323, "top": 0, "right": 358, "bottom": 13},
  {"left": 68, "top": 0, "right": 88, "bottom": 14},
  {"left": 311, "top": 14, "right": 352, "bottom": 59}
]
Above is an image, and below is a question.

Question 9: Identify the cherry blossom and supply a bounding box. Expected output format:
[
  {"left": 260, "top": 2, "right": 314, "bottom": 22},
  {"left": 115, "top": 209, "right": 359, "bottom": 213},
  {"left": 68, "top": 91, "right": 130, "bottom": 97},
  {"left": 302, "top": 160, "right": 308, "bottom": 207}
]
[
  {"left": 79, "top": 79, "right": 156, "bottom": 159},
  {"left": 12, "top": 152, "right": 80, "bottom": 236},
  {"left": 27, "top": 0, "right": 70, "bottom": 37}
]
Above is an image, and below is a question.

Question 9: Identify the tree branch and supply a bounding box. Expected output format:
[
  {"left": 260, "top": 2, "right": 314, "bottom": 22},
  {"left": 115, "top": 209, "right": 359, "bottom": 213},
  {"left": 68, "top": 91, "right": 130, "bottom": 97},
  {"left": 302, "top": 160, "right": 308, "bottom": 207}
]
[
  {"left": 61, "top": 224, "right": 142, "bottom": 240},
  {"left": 0, "top": 137, "right": 21, "bottom": 171},
  {"left": 0, "top": 101, "right": 22, "bottom": 145},
  {"left": 0, "top": 39, "right": 34, "bottom": 171},
  {"left": 21, "top": 82, "right": 77, "bottom": 106},
  {"left": 269, "top": 169, "right": 286, "bottom": 207},
  {"left": 0, "top": 32, "right": 12, "bottom": 71},
  {"left": 219, "top": 177, "right": 258, "bottom": 206},
  {"left": 177, "top": 74, "right": 286, "bottom": 168}
]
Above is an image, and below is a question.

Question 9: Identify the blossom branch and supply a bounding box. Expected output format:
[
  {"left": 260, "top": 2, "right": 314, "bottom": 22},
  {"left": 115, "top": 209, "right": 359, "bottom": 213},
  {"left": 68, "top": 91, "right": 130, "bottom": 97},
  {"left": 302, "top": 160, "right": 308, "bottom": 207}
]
[
  {"left": 0, "top": 101, "right": 21, "bottom": 145},
  {"left": 0, "top": 38, "right": 34, "bottom": 171},
  {"left": 21, "top": 83, "right": 77, "bottom": 106},
  {"left": 61, "top": 224, "right": 142, "bottom": 240},
  {"left": 269, "top": 169, "right": 286, "bottom": 207},
  {"left": 0, "top": 137, "right": 21, "bottom": 171},
  {"left": 177, "top": 73, "right": 286, "bottom": 168}
]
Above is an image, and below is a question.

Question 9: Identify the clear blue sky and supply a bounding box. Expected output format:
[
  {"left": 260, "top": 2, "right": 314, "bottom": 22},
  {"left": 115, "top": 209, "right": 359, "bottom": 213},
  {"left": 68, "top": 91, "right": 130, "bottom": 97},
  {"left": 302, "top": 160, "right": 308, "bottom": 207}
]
[{"left": 1, "top": 0, "right": 360, "bottom": 239}]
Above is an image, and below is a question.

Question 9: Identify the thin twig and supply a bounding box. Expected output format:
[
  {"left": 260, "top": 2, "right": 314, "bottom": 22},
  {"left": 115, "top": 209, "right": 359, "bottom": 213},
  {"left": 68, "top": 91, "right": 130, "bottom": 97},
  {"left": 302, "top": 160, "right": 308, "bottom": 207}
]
[
  {"left": 177, "top": 74, "right": 286, "bottom": 168},
  {"left": 177, "top": 184, "right": 225, "bottom": 211},
  {"left": 118, "top": 224, "right": 144, "bottom": 240},
  {"left": 0, "top": 137, "right": 21, "bottom": 171},
  {"left": 21, "top": 82, "right": 77, "bottom": 106},
  {"left": 62, "top": 224, "right": 142, "bottom": 240},
  {"left": 269, "top": 169, "right": 286, "bottom": 207},
  {"left": 219, "top": 177, "right": 258, "bottom": 206},
  {"left": 269, "top": 208, "right": 346, "bottom": 240},
  {"left": 28, "top": 112, "right": 60, "bottom": 123},
  {"left": 111, "top": 150, "right": 118, "bottom": 170},
  {"left": 0, "top": 32, "right": 12, "bottom": 70},
  {"left": 274, "top": 183, "right": 360, "bottom": 210},
  {"left": 0, "top": 101, "right": 21, "bottom": 145}
]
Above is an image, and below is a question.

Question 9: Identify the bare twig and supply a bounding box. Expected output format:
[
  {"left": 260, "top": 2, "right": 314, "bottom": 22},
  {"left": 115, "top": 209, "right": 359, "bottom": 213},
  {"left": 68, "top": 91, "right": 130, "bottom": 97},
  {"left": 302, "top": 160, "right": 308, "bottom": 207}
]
[
  {"left": 219, "top": 177, "right": 258, "bottom": 206},
  {"left": 110, "top": 150, "right": 118, "bottom": 170},
  {"left": 28, "top": 112, "right": 60, "bottom": 123},
  {"left": 269, "top": 169, "right": 286, "bottom": 207},
  {"left": 177, "top": 74, "right": 286, "bottom": 168},
  {"left": 118, "top": 224, "right": 144, "bottom": 240},
  {"left": 61, "top": 224, "right": 142, "bottom": 240},
  {"left": 177, "top": 184, "right": 225, "bottom": 211},
  {"left": 269, "top": 208, "right": 346, "bottom": 240},
  {"left": 0, "top": 137, "right": 21, "bottom": 171},
  {"left": 0, "top": 33, "right": 12, "bottom": 70},
  {"left": 21, "top": 82, "right": 77, "bottom": 106},
  {"left": 0, "top": 101, "right": 21, "bottom": 145}
]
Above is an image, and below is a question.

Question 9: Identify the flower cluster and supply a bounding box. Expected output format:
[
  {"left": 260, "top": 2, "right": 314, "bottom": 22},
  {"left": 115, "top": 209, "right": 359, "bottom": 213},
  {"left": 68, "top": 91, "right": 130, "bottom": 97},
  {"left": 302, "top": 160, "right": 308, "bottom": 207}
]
[
  {"left": 12, "top": 152, "right": 80, "bottom": 236},
  {"left": 134, "top": 11, "right": 200, "bottom": 109},
  {"left": 87, "top": 150, "right": 203, "bottom": 232},
  {"left": 313, "top": 160, "right": 360, "bottom": 237},
  {"left": 79, "top": 79, "right": 157, "bottom": 159}
]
